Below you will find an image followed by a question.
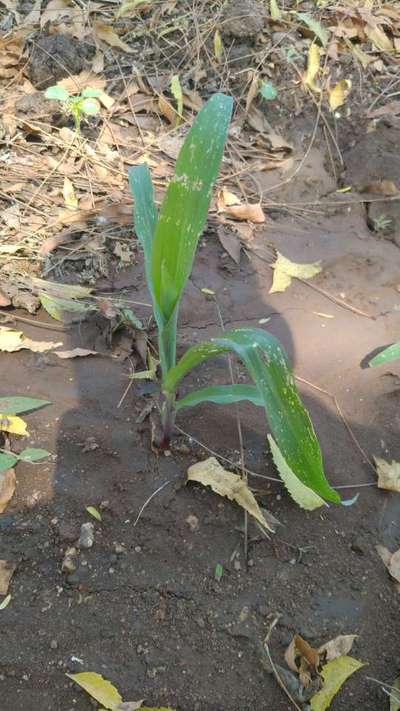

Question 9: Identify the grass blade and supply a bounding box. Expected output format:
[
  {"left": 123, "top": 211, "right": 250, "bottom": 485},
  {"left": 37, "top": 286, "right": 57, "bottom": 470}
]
[
  {"left": 128, "top": 163, "right": 158, "bottom": 292},
  {"left": 176, "top": 384, "right": 263, "bottom": 410},
  {"left": 165, "top": 327, "right": 340, "bottom": 504}
]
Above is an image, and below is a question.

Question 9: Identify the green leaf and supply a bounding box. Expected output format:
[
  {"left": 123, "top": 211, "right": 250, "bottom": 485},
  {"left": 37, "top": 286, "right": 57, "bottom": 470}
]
[
  {"left": 270, "top": 0, "right": 281, "bottom": 20},
  {"left": 369, "top": 342, "right": 400, "bottom": 367},
  {"left": 0, "top": 452, "right": 18, "bottom": 473},
  {"left": 39, "top": 293, "right": 95, "bottom": 322},
  {"left": 45, "top": 85, "right": 70, "bottom": 101},
  {"left": 176, "top": 384, "right": 263, "bottom": 411},
  {"left": 165, "top": 328, "right": 340, "bottom": 504},
  {"left": 80, "top": 98, "right": 101, "bottom": 115},
  {"left": 18, "top": 448, "right": 50, "bottom": 463},
  {"left": 118, "top": 307, "right": 143, "bottom": 330},
  {"left": 390, "top": 675, "right": 400, "bottom": 711},
  {"left": 0, "top": 396, "right": 51, "bottom": 415},
  {"left": 215, "top": 563, "right": 223, "bottom": 581},
  {"left": 86, "top": 506, "right": 102, "bottom": 521},
  {"left": 310, "top": 656, "right": 365, "bottom": 711},
  {"left": 170, "top": 74, "right": 183, "bottom": 121},
  {"left": 296, "top": 12, "right": 330, "bottom": 46},
  {"left": 81, "top": 87, "right": 103, "bottom": 98},
  {"left": 268, "top": 435, "right": 325, "bottom": 510},
  {"left": 152, "top": 93, "right": 232, "bottom": 372},
  {"left": 66, "top": 672, "right": 122, "bottom": 710},
  {"left": 259, "top": 81, "right": 278, "bottom": 101},
  {"left": 128, "top": 163, "right": 158, "bottom": 300}
]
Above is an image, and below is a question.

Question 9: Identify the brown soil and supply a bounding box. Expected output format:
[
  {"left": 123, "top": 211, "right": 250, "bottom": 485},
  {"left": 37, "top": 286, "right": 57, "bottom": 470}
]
[{"left": 2, "top": 125, "right": 400, "bottom": 710}]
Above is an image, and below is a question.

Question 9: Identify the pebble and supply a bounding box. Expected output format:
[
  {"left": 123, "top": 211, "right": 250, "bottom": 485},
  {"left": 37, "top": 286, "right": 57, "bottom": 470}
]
[
  {"left": 50, "top": 639, "right": 58, "bottom": 650},
  {"left": 134, "top": 545, "right": 142, "bottom": 553},
  {"left": 234, "top": 559, "right": 241, "bottom": 571},
  {"left": 61, "top": 547, "right": 78, "bottom": 574},
  {"left": 78, "top": 522, "right": 94, "bottom": 549},
  {"left": 114, "top": 544, "right": 125, "bottom": 555}
]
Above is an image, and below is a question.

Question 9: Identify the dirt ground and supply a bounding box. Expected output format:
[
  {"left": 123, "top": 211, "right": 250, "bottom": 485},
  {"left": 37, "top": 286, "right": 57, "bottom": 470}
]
[{"left": 1, "top": 1, "right": 400, "bottom": 710}]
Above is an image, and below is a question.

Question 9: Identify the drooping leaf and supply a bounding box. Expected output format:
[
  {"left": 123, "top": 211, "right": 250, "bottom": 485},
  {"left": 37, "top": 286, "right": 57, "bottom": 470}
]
[
  {"left": 369, "top": 342, "right": 400, "bottom": 367},
  {"left": 39, "top": 293, "right": 95, "bottom": 322},
  {"left": 310, "top": 656, "right": 365, "bottom": 711},
  {"left": 165, "top": 328, "right": 339, "bottom": 504},
  {"left": 0, "top": 414, "right": 28, "bottom": 436},
  {"left": 176, "top": 384, "right": 263, "bottom": 410},
  {"left": 187, "top": 457, "right": 275, "bottom": 531},
  {"left": 268, "top": 435, "right": 325, "bottom": 510},
  {"left": 0, "top": 397, "right": 50, "bottom": 415},
  {"left": 66, "top": 672, "right": 123, "bottom": 710},
  {"left": 390, "top": 675, "right": 400, "bottom": 711},
  {"left": 45, "top": 85, "right": 70, "bottom": 101},
  {"left": 18, "top": 448, "right": 50, "bottom": 463},
  {"left": 296, "top": 12, "right": 330, "bottom": 47}
]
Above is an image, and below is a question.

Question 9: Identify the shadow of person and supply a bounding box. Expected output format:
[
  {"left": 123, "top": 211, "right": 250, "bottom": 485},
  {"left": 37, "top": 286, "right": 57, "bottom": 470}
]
[{"left": 1, "top": 230, "right": 400, "bottom": 711}]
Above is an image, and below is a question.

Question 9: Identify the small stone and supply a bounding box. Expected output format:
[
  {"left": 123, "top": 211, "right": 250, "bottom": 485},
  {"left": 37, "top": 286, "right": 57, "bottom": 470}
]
[
  {"left": 196, "top": 617, "right": 205, "bottom": 629},
  {"left": 78, "top": 522, "right": 94, "bottom": 549},
  {"left": 114, "top": 544, "right": 125, "bottom": 555},
  {"left": 110, "top": 554, "right": 117, "bottom": 564},
  {"left": 62, "top": 547, "right": 78, "bottom": 574},
  {"left": 134, "top": 545, "right": 142, "bottom": 553},
  {"left": 58, "top": 520, "right": 80, "bottom": 543},
  {"left": 186, "top": 514, "right": 199, "bottom": 531},
  {"left": 234, "top": 559, "right": 241, "bottom": 571},
  {"left": 221, "top": 0, "right": 265, "bottom": 41},
  {"left": 50, "top": 639, "right": 58, "bottom": 650},
  {"left": 174, "top": 443, "right": 191, "bottom": 455},
  {"left": 248, "top": 558, "right": 254, "bottom": 567}
]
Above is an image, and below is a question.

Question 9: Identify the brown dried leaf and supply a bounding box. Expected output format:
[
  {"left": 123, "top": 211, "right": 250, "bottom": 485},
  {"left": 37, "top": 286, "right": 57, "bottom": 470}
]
[
  {"left": 374, "top": 457, "right": 400, "bottom": 492},
  {"left": 0, "top": 468, "right": 16, "bottom": 514},
  {"left": 0, "top": 561, "right": 17, "bottom": 595},
  {"left": 245, "top": 72, "right": 259, "bottom": 113},
  {"left": 63, "top": 177, "right": 78, "bottom": 209},
  {"left": 294, "top": 634, "right": 320, "bottom": 669},
  {"left": 217, "top": 226, "right": 241, "bottom": 264},
  {"left": 187, "top": 457, "right": 275, "bottom": 532},
  {"left": 224, "top": 203, "right": 265, "bottom": 223},
  {"left": 362, "top": 180, "right": 399, "bottom": 196},
  {"left": 367, "top": 100, "right": 400, "bottom": 118},
  {"left": 40, "top": 0, "right": 82, "bottom": 27},
  {"left": 377, "top": 544, "right": 400, "bottom": 586},
  {"left": 93, "top": 21, "right": 134, "bottom": 53},
  {"left": 0, "top": 288, "right": 11, "bottom": 307},
  {"left": 365, "top": 24, "right": 393, "bottom": 52},
  {"left": 0, "top": 328, "right": 61, "bottom": 353},
  {"left": 158, "top": 94, "right": 176, "bottom": 124},
  {"left": 55, "top": 348, "right": 98, "bottom": 359},
  {"left": 318, "top": 634, "right": 357, "bottom": 661}
]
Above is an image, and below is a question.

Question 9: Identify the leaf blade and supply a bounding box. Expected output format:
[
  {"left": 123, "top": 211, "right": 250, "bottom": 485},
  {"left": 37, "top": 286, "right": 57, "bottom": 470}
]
[
  {"left": 176, "top": 384, "right": 263, "bottom": 410},
  {"left": 0, "top": 397, "right": 51, "bottom": 415},
  {"left": 310, "top": 656, "right": 365, "bottom": 711},
  {"left": 369, "top": 342, "right": 400, "bottom": 367},
  {"left": 66, "top": 672, "right": 122, "bottom": 710}
]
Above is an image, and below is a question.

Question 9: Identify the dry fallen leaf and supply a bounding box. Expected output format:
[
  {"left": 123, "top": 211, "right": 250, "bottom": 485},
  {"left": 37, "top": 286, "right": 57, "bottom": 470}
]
[
  {"left": 187, "top": 457, "right": 275, "bottom": 532},
  {"left": 363, "top": 180, "right": 399, "bottom": 196},
  {"left": 374, "top": 456, "right": 400, "bottom": 492},
  {"left": 63, "top": 176, "right": 78, "bottom": 209},
  {"left": 217, "top": 226, "right": 241, "bottom": 264},
  {"left": 329, "top": 79, "right": 351, "bottom": 111},
  {"left": 304, "top": 43, "right": 321, "bottom": 93},
  {"left": 318, "top": 634, "right": 357, "bottom": 661},
  {"left": 93, "top": 21, "right": 134, "bottom": 53},
  {"left": 310, "top": 656, "right": 365, "bottom": 711},
  {"left": 0, "top": 328, "right": 62, "bottom": 353},
  {"left": 365, "top": 24, "right": 393, "bottom": 52},
  {"left": 376, "top": 544, "right": 400, "bottom": 585},
  {"left": 223, "top": 203, "right": 265, "bottom": 223},
  {"left": 158, "top": 94, "right": 177, "bottom": 125},
  {"left": 55, "top": 348, "right": 98, "bottom": 359},
  {"left": 217, "top": 187, "right": 241, "bottom": 211},
  {"left": 0, "top": 468, "right": 16, "bottom": 514},
  {"left": 0, "top": 560, "right": 17, "bottom": 595},
  {"left": 0, "top": 414, "right": 28, "bottom": 436},
  {"left": 269, "top": 252, "right": 321, "bottom": 294}
]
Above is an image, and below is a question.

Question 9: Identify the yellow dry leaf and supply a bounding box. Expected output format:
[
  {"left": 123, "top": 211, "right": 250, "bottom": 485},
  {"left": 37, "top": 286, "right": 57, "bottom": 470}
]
[
  {"left": 374, "top": 456, "right": 400, "bottom": 492},
  {"left": 187, "top": 457, "right": 275, "bottom": 532},
  {"left": 63, "top": 177, "right": 78, "bottom": 209},
  {"left": 310, "top": 657, "right": 365, "bottom": 711},
  {"left": 224, "top": 203, "right": 265, "bottom": 223},
  {"left": 270, "top": 251, "right": 321, "bottom": 293},
  {"left": 214, "top": 29, "right": 223, "bottom": 61},
  {"left": 93, "top": 21, "right": 134, "bottom": 53},
  {"left": 217, "top": 187, "right": 241, "bottom": 210},
  {"left": 329, "top": 79, "right": 351, "bottom": 112},
  {"left": 304, "top": 43, "right": 321, "bottom": 93},
  {"left": 66, "top": 672, "right": 122, "bottom": 710},
  {"left": 0, "top": 414, "right": 28, "bottom": 436},
  {"left": 365, "top": 24, "right": 393, "bottom": 52},
  {"left": 0, "top": 327, "right": 61, "bottom": 353}
]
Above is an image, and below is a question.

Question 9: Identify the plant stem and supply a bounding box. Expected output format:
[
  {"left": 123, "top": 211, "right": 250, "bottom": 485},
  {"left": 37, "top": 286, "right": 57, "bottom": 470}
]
[{"left": 160, "top": 391, "right": 176, "bottom": 449}]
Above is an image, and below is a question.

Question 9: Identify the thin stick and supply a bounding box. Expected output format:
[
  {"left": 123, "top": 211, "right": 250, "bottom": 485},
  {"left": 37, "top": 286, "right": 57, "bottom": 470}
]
[
  {"left": 263, "top": 615, "right": 303, "bottom": 711},
  {"left": 133, "top": 480, "right": 172, "bottom": 527}
]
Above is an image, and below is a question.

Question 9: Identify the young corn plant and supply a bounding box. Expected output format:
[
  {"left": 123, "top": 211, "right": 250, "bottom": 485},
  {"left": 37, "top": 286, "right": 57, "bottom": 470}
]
[{"left": 129, "top": 93, "right": 340, "bottom": 509}]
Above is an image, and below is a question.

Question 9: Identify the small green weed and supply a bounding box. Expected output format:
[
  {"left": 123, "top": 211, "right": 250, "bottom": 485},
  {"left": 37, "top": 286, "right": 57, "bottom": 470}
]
[{"left": 44, "top": 85, "right": 102, "bottom": 133}]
